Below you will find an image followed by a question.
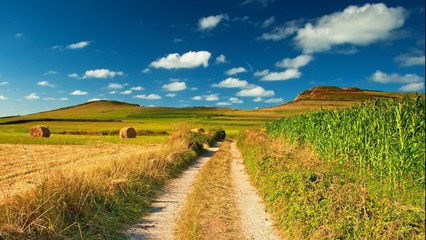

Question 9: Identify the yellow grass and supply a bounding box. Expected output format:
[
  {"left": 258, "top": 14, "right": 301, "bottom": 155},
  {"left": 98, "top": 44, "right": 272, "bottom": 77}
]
[
  {"left": 0, "top": 129, "right": 202, "bottom": 239},
  {"left": 0, "top": 143, "right": 156, "bottom": 201},
  {"left": 174, "top": 141, "right": 243, "bottom": 240}
]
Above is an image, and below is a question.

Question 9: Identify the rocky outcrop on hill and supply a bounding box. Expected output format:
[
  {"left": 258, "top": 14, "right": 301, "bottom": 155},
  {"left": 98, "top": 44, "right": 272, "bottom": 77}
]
[{"left": 294, "top": 86, "right": 364, "bottom": 101}]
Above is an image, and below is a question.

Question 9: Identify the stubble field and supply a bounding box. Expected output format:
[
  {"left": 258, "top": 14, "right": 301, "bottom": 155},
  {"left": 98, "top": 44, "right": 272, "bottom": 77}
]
[{"left": 0, "top": 143, "right": 154, "bottom": 201}]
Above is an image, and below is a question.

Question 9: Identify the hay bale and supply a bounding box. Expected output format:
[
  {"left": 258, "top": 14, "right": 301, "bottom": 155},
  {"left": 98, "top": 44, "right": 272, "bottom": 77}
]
[
  {"left": 119, "top": 127, "right": 136, "bottom": 138},
  {"left": 191, "top": 128, "right": 205, "bottom": 134},
  {"left": 29, "top": 125, "right": 50, "bottom": 138}
]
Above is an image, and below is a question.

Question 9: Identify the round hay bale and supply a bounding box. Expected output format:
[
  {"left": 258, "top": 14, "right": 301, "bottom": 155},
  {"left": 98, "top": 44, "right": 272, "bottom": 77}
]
[
  {"left": 29, "top": 125, "right": 50, "bottom": 138},
  {"left": 119, "top": 127, "right": 136, "bottom": 138},
  {"left": 191, "top": 128, "right": 205, "bottom": 134}
]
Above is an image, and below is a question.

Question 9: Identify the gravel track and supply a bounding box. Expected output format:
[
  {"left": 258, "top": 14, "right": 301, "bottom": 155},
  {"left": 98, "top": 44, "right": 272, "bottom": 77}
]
[
  {"left": 126, "top": 141, "right": 280, "bottom": 240},
  {"left": 230, "top": 141, "right": 280, "bottom": 240},
  {"left": 126, "top": 144, "right": 220, "bottom": 240}
]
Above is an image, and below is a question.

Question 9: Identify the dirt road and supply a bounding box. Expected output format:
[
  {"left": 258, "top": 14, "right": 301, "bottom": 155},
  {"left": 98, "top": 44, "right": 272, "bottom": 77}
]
[
  {"left": 126, "top": 144, "right": 221, "bottom": 240},
  {"left": 230, "top": 141, "right": 280, "bottom": 240},
  {"left": 126, "top": 141, "right": 280, "bottom": 240}
]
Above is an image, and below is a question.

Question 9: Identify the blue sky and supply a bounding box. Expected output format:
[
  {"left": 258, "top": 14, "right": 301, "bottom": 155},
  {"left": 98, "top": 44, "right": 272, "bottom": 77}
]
[{"left": 0, "top": 0, "right": 424, "bottom": 116}]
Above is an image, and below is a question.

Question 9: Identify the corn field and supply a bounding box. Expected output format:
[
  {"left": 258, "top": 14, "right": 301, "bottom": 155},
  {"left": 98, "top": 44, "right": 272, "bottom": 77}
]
[{"left": 266, "top": 96, "right": 425, "bottom": 188}]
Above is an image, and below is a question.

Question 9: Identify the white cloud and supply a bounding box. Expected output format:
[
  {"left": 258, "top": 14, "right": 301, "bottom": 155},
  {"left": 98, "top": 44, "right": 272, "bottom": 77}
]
[
  {"left": 225, "top": 67, "right": 247, "bottom": 75},
  {"left": 229, "top": 97, "right": 243, "bottom": 104},
  {"left": 265, "top": 98, "right": 284, "bottom": 103},
  {"left": 370, "top": 70, "right": 423, "bottom": 84},
  {"left": 162, "top": 81, "right": 187, "bottom": 92},
  {"left": 130, "top": 86, "right": 144, "bottom": 91},
  {"left": 215, "top": 54, "right": 228, "bottom": 64},
  {"left": 37, "top": 81, "right": 54, "bottom": 87},
  {"left": 261, "top": 69, "right": 301, "bottom": 81},
  {"left": 134, "top": 94, "right": 162, "bottom": 100},
  {"left": 217, "top": 102, "right": 232, "bottom": 106},
  {"left": 205, "top": 94, "right": 219, "bottom": 101},
  {"left": 51, "top": 45, "right": 63, "bottom": 50},
  {"left": 198, "top": 14, "right": 229, "bottom": 31},
  {"left": 253, "top": 97, "right": 263, "bottom": 102},
  {"left": 142, "top": 68, "right": 151, "bottom": 74},
  {"left": 295, "top": 3, "right": 406, "bottom": 53},
  {"left": 107, "top": 83, "right": 124, "bottom": 89},
  {"left": 0, "top": 81, "right": 9, "bottom": 86},
  {"left": 68, "top": 73, "right": 80, "bottom": 79},
  {"left": 70, "top": 90, "right": 88, "bottom": 95},
  {"left": 212, "top": 77, "right": 248, "bottom": 88},
  {"left": 258, "top": 20, "right": 300, "bottom": 41},
  {"left": 109, "top": 91, "right": 117, "bottom": 94},
  {"left": 276, "top": 55, "right": 313, "bottom": 69},
  {"left": 233, "top": 16, "right": 250, "bottom": 22},
  {"left": 60, "top": 97, "right": 69, "bottom": 101},
  {"left": 394, "top": 53, "right": 425, "bottom": 67},
  {"left": 190, "top": 87, "right": 198, "bottom": 91},
  {"left": 25, "top": 93, "right": 40, "bottom": 100},
  {"left": 66, "top": 41, "right": 91, "bottom": 49},
  {"left": 44, "top": 70, "right": 58, "bottom": 75},
  {"left": 87, "top": 98, "right": 106, "bottom": 102},
  {"left": 191, "top": 94, "right": 220, "bottom": 101},
  {"left": 262, "top": 16, "right": 276, "bottom": 28},
  {"left": 150, "top": 51, "right": 211, "bottom": 69},
  {"left": 399, "top": 82, "right": 425, "bottom": 92},
  {"left": 236, "top": 86, "right": 275, "bottom": 97},
  {"left": 84, "top": 69, "right": 124, "bottom": 79},
  {"left": 253, "top": 70, "right": 270, "bottom": 77},
  {"left": 166, "top": 93, "right": 177, "bottom": 97},
  {"left": 15, "top": 32, "right": 24, "bottom": 38},
  {"left": 0, "top": 95, "right": 7, "bottom": 100},
  {"left": 173, "top": 38, "right": 184, "bottom": 43},
  {"left": 120, "top": 90, "right": 132, "bottom": 95},
  {"left": 241, "top": 0, "right": 274, "bottom": 7}
]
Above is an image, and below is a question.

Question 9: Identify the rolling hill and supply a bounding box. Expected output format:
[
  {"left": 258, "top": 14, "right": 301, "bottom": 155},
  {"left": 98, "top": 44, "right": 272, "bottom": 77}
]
[
  {"left": 260, "top": 86, "right": 422, "bottom": 111},
  {"left": 0, "top": 86, "right": 421, "bottom": 124}
]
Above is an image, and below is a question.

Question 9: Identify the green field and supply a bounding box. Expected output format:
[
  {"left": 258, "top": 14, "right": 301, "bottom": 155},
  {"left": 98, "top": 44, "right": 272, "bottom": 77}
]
[
  {"left": 0, "top": 101, "right": 285, "bottom": 144},
  {"left": 0, "top": 88, "right": 419, "bottom": 145}
]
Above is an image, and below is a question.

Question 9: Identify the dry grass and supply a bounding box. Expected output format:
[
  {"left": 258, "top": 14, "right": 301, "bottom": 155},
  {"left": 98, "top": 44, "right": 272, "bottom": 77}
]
[
  {"left": 0, "top": 129, "right": 201, "bottom": 239},
  {"left": 174, "top": 141, "right": 244, "bottom": 240},
  {"left": 0, "top": 143, "right": 154, "bottom": 201}
]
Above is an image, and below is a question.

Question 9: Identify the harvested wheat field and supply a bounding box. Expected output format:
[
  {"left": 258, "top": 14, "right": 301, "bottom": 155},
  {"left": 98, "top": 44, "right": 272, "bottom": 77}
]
[{"left": 0, "top": 143, "right": 156, "bottom": 201}]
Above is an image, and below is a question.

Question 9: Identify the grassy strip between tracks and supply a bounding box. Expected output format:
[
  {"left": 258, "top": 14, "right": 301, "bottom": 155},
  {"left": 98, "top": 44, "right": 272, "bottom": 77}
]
[{"left": 174, "top": 140, "right": 243, "bottom": 240}]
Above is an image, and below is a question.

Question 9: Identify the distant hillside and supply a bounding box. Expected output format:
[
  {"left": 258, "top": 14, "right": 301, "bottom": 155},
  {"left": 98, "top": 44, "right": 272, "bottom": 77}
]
[
  {"left": 261, "top": 86, "right": 420, "bottom": 111},
  {"left": 1, "top": 87, "right": 422, "bottom": 124},
  {"left": 0, "top": 100, "right": 248, "bottom": 124}
]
